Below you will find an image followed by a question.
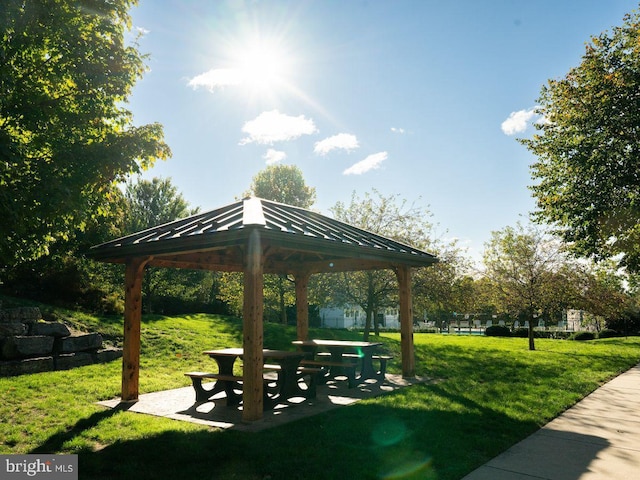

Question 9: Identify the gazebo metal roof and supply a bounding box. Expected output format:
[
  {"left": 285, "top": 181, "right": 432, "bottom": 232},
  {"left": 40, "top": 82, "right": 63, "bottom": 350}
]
[{"left": 88, "top": 196, "right": 438, "bottom": 272}]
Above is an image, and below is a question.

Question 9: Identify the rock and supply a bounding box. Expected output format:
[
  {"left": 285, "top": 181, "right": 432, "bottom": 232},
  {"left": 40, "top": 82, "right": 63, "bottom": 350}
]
[
  {"left": 54, "top": 352, "right": 94, "bottom": 370},
  {"left": 0, "top": 322, "right": 27, "bottom": 337},
  {"left": 1, "top": 336, "right": 54, "bottom": 359},
  {"left": 55, "top": 333, "right": 103, "bottom": 353},
  {"left": 0, "top": 307, "right": 41, "bottom": 322},
  {"left": 30, "top": 322, "right": 71, "bottom": 338},
  {"left": 94, "top": 347, "right": 123, "bottom": 364},
  {"left": 0, "top": 356, "right": 54, "bottom": 376}
]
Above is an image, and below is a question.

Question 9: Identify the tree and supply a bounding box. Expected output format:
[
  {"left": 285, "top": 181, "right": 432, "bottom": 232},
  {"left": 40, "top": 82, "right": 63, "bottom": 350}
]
[
  {"left": 522, "top": 10, "right": 640, "bottom": 271},
  {"left": 482, "top": 223, "right": 580, "bottom": 350},
  {"left": 0, "top": 0, "right": 170, "bottom": 269},
  {"left": 579, "top": 261, "right": 630, "bottom": 331},
  {"left": 327, "top": 190, "right": 438, "bottom": 339},
  {"left": 243, "top": 164, "right": 316, "bottom": 323},
  {"left": 247, "top": 164, "right": 316, "bottom": 208},
  {"left": 121, "top": 177, "right": 209, "bottom": 314},
  {"left": 122, "top": 177, "right": 193, "bottom": 234}
]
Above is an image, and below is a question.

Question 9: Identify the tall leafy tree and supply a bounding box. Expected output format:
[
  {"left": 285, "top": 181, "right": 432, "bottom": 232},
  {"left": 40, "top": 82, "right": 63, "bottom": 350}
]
[
  {"left": 243, "top": 164, "right": 316, "bottom": 323},
  {"left": 482, "top": 223, "right": 580, "bottom": 350},
  {"left": 522, "top": 10, "right": 640, "bottom": 271},
  {"left": 327, "top": 190, "right": 439, "bottom": 339},
  {"left": 122, "top": 177, "right": 210, "bottom": 314},
  {"left": 0, "top": 0, "right": 170, "bottom": 269},
  {"left": 123, "top": 177, "right": 193, "bottom": 234},
  {"left": 247, "top": 164, "right": 316, "bottom": 208}
]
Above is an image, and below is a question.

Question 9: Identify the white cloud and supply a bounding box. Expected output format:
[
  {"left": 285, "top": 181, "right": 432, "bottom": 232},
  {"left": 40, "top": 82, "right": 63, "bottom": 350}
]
[
  {"left": 187, "top": 68, "right": 244, "bottom": 92},
  {"left": 501, "top": 108, "right": 537, "bottom": 135},
  {"left": 263, "top": 149, "right": 287, "bottom": 165},
  {"left": 314, "top": 133, "right": 359, "bottom": 155},
  {"left": 343, "top": 152, "right": 388, "bottom": 175},
  {"left": 240, "top": 110, "right": 318, "bottom": 145},
  {"left": 390, "top": 127, "right": 405, "bottom": 134}
]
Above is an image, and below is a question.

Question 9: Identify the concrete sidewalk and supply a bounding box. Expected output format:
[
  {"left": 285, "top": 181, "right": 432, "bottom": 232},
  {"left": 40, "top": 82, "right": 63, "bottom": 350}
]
[{"left": 463, "top": 364, "right": 640, "bottom": 480}]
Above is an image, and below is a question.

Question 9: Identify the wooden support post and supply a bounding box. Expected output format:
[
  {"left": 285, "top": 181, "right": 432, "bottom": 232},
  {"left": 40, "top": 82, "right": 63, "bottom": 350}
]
[
  {"left": 242, "top": 229, "right": 264, "bottom": 421},
  {"left": 396, "top": 265, "right": 415, "bottom": 378},
  {"left": 122, "top": 257, "right": 150, "bottom": 402},
  {"left": 295, "top": 271, "right": 311, "bottom": 341}
]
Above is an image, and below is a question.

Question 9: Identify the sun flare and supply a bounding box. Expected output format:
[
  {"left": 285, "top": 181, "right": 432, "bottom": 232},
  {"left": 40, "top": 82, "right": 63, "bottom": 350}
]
[{"left": 232, "top": 39, "right": 291, "bottom": 94}]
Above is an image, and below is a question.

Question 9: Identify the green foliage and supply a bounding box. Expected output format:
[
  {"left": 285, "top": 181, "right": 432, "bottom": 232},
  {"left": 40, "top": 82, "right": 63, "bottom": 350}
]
[
  {"left": 122, "top": 177, "right": 195, "bottom": 234},
  {"left": 482, "top": 223, "right": 584, "bottom": 350},
  {"left": 512, "top": 327, "right": 530, "bottom": 338},
  {"left": 485, "top": 325, "right": 511, "bottom": 337},
  {"left": 598, "top": 329, "right": 619, "bottom": 339},
  {"left": 0, "top": 0, "right": 170, "bottom": 268},
  {"left": 247, "top": 164, "right": 316, "bottom": 208},
  {"left": 326, "top": 189, "right": 453, "bottom": 338},
  {"left": 523, "top": 10, "right": 640, "bottom": 272},
  {"left": 572, "top": 331, "right": 596, "bottom": 341}
]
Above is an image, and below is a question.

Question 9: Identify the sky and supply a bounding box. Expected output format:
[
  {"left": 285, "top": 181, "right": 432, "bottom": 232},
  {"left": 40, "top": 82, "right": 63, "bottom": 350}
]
[{"left": 126, "top": 0, "right": 639, "bottom": 263}]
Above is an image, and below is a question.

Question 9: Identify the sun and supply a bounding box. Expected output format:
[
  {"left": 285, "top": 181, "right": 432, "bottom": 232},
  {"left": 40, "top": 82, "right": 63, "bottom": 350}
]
[{"left": 232, "top": 39, "right": 291, "bottom": 95}]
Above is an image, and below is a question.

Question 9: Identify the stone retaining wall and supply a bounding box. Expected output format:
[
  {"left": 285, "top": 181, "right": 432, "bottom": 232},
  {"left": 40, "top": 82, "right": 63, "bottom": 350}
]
[{"left": 0, "top": 306, "right": 122, "bottom": 376}]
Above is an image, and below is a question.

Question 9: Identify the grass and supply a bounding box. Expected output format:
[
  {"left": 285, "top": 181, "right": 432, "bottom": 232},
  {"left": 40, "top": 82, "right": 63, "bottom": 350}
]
[{"left": 1, "top": 302, "right": 640, "bottom": 479}]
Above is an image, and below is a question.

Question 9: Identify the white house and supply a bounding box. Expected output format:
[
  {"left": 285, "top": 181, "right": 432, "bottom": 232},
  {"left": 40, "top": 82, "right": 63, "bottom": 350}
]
[{"left": 319, "top": 305, "right": 401, "bottom": 329}]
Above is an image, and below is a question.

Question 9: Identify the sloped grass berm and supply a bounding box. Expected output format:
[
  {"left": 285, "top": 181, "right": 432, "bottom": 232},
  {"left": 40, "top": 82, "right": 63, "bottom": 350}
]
[{"left": 1, "top": 303, "right": 639, "bottom": 480}]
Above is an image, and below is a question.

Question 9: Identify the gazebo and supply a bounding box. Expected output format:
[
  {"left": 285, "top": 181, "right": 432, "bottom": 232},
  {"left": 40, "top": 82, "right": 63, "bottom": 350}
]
[{"left": 88, "top": 197, "right": 438, "bottom": 421}]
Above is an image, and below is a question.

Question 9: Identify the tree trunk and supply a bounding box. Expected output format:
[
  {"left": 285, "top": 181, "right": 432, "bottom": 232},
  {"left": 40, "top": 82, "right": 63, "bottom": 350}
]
[
  {"left": 528, "top": 321, "right": 535, "bottom": 351},
  {"left": 278, "top": 276, "right": 287, "bottom": 324},
  {"left": 363, "top": 308, "right": 373, "bottom": 341}
]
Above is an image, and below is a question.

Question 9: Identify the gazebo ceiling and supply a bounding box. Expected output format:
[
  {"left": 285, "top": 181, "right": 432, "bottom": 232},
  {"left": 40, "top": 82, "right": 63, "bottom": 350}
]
[{"left": 88, "top": 197, "right": 438, "bottom": 274}]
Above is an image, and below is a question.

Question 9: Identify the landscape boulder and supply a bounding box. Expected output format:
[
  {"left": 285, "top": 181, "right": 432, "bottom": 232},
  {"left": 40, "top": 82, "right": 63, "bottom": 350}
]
[
  {"left": 0, "top": 322, "right": 27, "bottom": 337},
  {"left": 0, "top": 356, "right": 54, "bottom": 376},
  {"left": 1, "top": 335, "right": 55, "bottom": 359},
  {"left": 31, "top": 322, "right": 71, "bottom": 338},
  {"left": 55, "top": 333, "right": 103, "bottom": 354}
]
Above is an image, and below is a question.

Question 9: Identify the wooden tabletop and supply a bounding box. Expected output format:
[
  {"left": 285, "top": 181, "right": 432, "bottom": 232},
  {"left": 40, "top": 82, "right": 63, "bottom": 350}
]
[
  {"left": 292, "top": 339, "right": 382, "bottom": 348},
  {"left": 203, "top": 348, "right": 304, "bottom": 358}
]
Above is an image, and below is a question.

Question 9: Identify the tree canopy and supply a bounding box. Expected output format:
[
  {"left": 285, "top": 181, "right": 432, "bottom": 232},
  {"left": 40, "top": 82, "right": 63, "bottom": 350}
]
[
  {"left": 123, "top": 177, "right": 195, "bottom": 234},
  {"left": 247, "top": 164, "right": 316, "bottom": 208},
  {"left": 482, "top": 223, "right": 580, "bottom": 349},
  {"left": 0, "top": 0, "right": 170, "bottom": 269},
  {"left": 523, "top": 10, "right": 640, "bottom": 271}
]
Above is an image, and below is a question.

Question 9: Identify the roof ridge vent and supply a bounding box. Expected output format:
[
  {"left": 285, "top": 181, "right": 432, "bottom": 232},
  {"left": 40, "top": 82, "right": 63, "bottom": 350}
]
[{"left": 243, "top": 197, "right": 267, "bottom": 226}]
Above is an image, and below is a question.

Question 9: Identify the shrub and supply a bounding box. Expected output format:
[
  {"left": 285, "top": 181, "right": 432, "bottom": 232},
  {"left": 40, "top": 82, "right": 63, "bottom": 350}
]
[
  {"left": 512, "top": 327, "right": 529, "bottom": 337},
  {"left": 485, "top": 325, "right": 511, "bottom": 337},
  {"left": 572, "top": 331, "right": 596, "bottom": 341},
  {"left": 598, "top": 329, "right": 619, "bottom": 339}
]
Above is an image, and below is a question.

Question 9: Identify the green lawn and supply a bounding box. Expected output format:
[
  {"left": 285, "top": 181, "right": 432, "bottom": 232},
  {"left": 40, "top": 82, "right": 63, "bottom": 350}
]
[{"left": 2, "top": 309, "right": 639, "bottom": 480}]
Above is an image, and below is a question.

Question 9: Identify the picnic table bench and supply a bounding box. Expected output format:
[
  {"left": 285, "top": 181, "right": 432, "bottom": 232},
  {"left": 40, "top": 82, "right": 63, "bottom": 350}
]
[
  {"left": 293, "top": 339, "right": 389, "bottom": 385},
  {"left": 316, "top": 352, "right": 392, "bottom": 378},
  {"left": 299, "top": 357, "right": 358, "bottom": 388},
  {"left": 186, "top": 348, "right": 318, "bottom": 410},
  {"left": 184, "top": 371, "right": 243, "bottom": 404}
]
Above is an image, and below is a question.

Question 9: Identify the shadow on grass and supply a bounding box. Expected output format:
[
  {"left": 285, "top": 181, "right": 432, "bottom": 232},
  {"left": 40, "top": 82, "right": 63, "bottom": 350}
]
[
  {"left": 29, "top": 408, "right": 121, "bottom": 454},
  {"left": 71, "top": 406, "right": 534, "bottom": 480}
]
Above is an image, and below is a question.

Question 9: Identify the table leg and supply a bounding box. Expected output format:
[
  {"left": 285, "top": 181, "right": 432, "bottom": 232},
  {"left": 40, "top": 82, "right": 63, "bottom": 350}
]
[{"left": 211, "top": 355, "right": 242, "bottom": 405}]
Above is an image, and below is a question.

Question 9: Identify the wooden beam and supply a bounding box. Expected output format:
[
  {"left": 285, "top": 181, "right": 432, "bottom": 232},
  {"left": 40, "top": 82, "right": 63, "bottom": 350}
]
[
  {"left": 295, "top": 271, "right": 311, "bottom": 341},
  {"left": 395, "top": 265, "right": 415, "bottom": 378},
  {"left": 122, "top": 257, "right": 151, "bottom": 402},
  {"left": 242, "top": 229, "right": 264, "bottom": 421}
]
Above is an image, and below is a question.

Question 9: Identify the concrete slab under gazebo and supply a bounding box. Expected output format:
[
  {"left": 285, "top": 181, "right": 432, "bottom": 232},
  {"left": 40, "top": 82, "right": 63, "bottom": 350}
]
[{"left": 88, "top": 197, "right": 438, "bottom": 422}]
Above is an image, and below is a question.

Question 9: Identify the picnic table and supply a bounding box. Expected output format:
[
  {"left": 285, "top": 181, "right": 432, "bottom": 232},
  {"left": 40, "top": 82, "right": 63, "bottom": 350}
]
[
  {"left": 185, "top": 348, "right": 315, "bottom": 410},
  {"left": 292, "top": 339, "right": 390, "bottom": 384}
]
